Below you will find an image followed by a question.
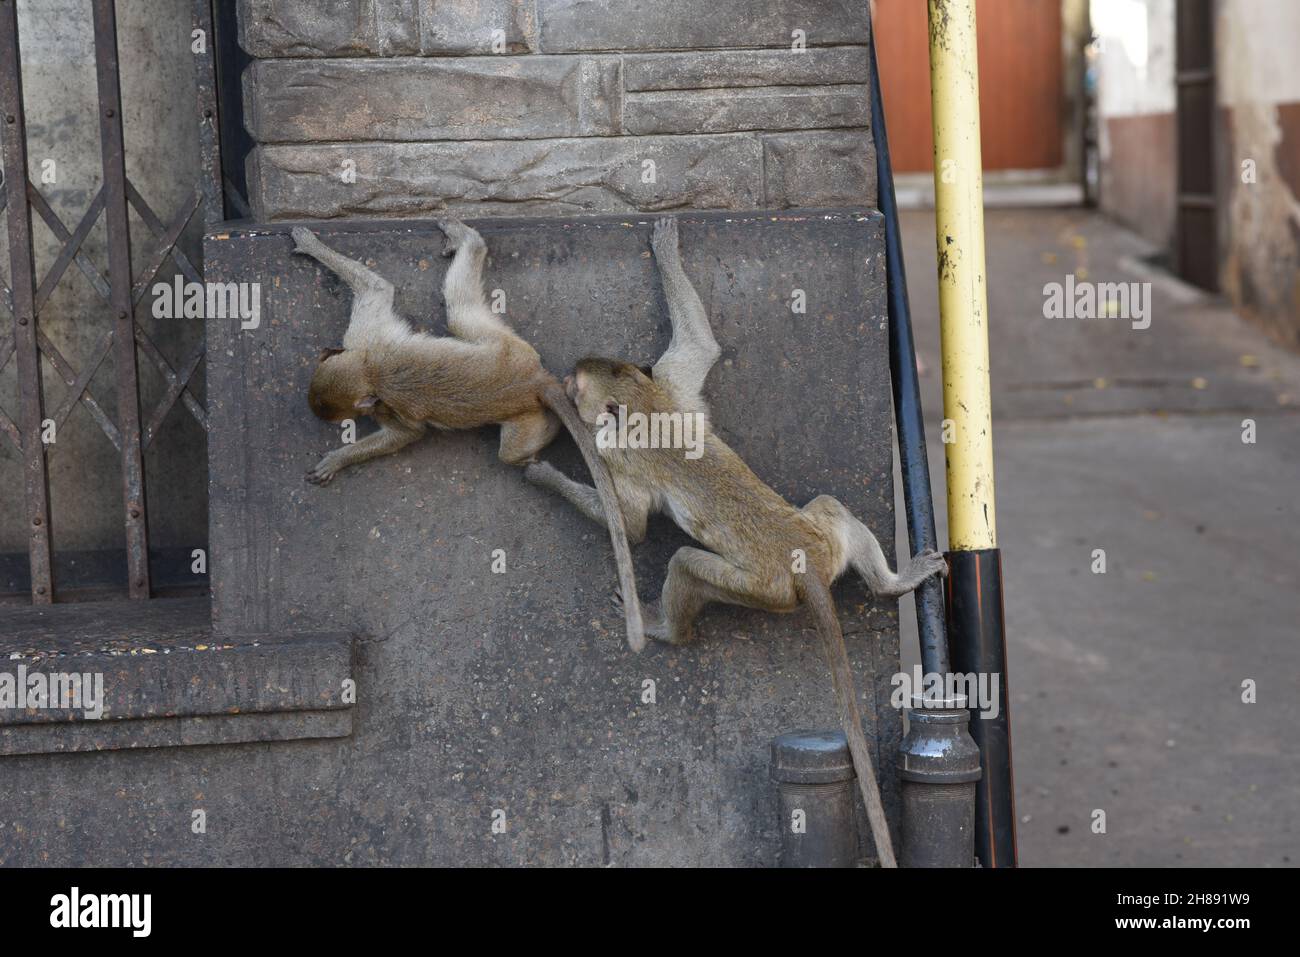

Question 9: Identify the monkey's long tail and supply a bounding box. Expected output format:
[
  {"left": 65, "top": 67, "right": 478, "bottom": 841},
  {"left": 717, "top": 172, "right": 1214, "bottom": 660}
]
[
  {"left": 540, "top": 380, "right": 646, "bottom": 652},
  {"left": 798, "top": 573, "right": 898, "bottom": 868}
]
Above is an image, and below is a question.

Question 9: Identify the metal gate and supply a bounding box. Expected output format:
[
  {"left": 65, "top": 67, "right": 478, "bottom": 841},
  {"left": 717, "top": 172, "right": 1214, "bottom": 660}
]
[{"left": 0, "top": 0, "right": 225, "bottom": 603}]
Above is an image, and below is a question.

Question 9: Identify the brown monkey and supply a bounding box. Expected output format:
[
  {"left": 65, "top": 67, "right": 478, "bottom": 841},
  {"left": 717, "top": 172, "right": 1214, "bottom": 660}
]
[
  {"left": 294, "top": 221, "right": 644, "bottom": 650},
  {"left": 526, "top": 217, "right": 947, "bottom": 867}
]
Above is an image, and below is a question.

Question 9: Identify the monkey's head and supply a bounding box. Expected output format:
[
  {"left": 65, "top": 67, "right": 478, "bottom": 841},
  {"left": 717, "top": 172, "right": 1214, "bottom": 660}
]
[
  {"left": 567, "top": 358, "right": 660, "bottom": 426},
  {"left": 308, "top": 347, "right": 381, "bottom": 422}
]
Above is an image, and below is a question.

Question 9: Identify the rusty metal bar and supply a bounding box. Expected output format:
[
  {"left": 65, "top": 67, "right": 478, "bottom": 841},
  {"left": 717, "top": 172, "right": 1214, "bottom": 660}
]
[
  {"left": 192, "top": 0, "right": 224, "bottom": 227},
  {"left": 92, "top": 0, "right": 151, "bottom": 599},
  {"left": 0, "top": 0, "right": 55, "bottom": 603}
]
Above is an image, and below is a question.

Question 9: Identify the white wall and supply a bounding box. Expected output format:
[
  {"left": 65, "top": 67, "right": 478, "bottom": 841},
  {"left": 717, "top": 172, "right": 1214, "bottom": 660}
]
[
  {"left": 1092, "top": 0, "right": 1175, "bottom": 117},
  {"left": 1217, "top": 0, "right": 1300, "bottom": 107}
]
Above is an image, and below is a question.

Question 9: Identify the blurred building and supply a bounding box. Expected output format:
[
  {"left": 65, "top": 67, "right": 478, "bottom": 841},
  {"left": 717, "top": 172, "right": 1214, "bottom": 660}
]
[{"left": 1092, "top": 0, "right": 1298, "bottom": 345}]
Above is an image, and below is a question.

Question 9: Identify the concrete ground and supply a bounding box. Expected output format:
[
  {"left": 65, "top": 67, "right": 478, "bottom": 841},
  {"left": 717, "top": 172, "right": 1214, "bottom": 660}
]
[{"left": 892, "top": 207, "right": 1300, "bottom": 867}]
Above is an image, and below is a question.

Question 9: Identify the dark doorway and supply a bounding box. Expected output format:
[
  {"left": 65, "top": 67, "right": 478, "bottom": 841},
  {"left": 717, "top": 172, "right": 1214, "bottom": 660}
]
[{"left": 1175, "top": 0, "right": 1218, "bottom": 291}]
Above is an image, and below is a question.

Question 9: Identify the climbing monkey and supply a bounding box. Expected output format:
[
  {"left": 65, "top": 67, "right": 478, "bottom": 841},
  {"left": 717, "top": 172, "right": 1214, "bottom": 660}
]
[
  {"left": 526, "top": 218, "right": 947, "bottom": 867},
  {"left": 293, "top": 220, "right": 643, "bottom": 649}
]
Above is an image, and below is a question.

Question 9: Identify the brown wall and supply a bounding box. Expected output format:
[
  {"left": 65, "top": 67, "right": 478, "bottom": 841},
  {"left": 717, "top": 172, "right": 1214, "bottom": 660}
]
[
  {"left": 1101, "top": 112, "right": 1178, "bottom": 250},
  {"left": 874, "top": 0, "right": 1064, "bottom": 172}
]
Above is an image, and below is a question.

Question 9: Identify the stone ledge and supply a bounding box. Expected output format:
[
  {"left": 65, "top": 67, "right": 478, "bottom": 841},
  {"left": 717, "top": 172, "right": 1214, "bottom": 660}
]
[
  {"left": 622, "top": 47, "right": 870, "bottom": 92},
  {"left": 0, "top": 597, "right": 354, "bottom": 755},
  {"left": 536, "top": 0, "right": 870, "bottom": 54},
  {"left": 623, "top": 84, "right": 869, "bottom": 136},
  {"left": 247, "top": 134, "right": 768, "bottom": 220},
  {"left": 238, "top": 0, "right": 867, "bottom": 58},
  {"left": 245, "top": 56, "right": 620, "bottom": 144},
  {"left": 246, "top": 130, "right": 876, "bottom": 221}
]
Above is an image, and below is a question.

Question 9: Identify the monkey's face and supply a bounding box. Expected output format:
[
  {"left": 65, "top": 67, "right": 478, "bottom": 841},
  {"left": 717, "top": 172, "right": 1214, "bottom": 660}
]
[
  {"left": 569, "top": 358, "right": 655, "bottom": 426},
  {"left": 307, "top": 349, "right": 372, "bottom": 422}
]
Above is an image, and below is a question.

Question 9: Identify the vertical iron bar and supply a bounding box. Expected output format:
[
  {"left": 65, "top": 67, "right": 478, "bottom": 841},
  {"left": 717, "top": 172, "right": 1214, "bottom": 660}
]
[
  {"left": 92, "top": 0, "right": 151, "bottom": 598},
  {"left": 868, "top": 20, "right": 950, "bottom": 678},
  {"left": 192, "top": 0, "right": 224, "bottom": 227},
  {"left": 0, "top": 0, "right": 55, "bottom": 603}
]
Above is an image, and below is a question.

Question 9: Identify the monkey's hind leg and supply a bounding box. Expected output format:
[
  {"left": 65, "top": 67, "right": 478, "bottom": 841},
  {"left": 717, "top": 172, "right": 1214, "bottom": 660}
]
[
  {"left": 649, "top": 217, "right": 721, "bottom": 415},
  {"left": 291, "top": 227, "right": 404, "bottom": 348},
  {"left": 435, "top": 219, "right": 512, "bottom": 343},
  {"left": 498, "top": 410, "right": 561, "bottom": 466},
  {"left": 650, "top": 547, "right": 793, "bottom": 645},
  {"left": 523, "top": 462, "right": 649, "bottom": 544},
  {"left": 804, "top": 495, "right": 947, "bottom": 598}
]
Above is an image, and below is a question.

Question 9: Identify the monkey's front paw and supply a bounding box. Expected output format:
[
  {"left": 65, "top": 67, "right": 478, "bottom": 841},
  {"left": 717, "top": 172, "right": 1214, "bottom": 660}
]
[
  {"left": 910, "top": 550, "right": 949, "bottom": 582},
  {"left": 651, "top": 217, "right": 678, "bottom": 253},
  {"left": 305, "top": 453, "right": 343, "bottom": 486},
  {"left": 635, "top": 601, "right": 677, "bottom": 645},
  {"left": 290, "top": 226, "right": 319, "bottom": 255},
  {"left": 524, "top": 461, "right": 561, "bottom": 488}
]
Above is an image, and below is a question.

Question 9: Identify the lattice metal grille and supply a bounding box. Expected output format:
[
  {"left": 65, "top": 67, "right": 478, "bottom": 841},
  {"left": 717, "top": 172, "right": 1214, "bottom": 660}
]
[{"left": 0, "top": 0, "right": 224, "bottom": 603}]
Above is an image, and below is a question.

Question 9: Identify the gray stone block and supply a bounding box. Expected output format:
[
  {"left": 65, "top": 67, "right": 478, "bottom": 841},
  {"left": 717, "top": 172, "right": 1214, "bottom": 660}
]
[
  {"left": 419, "top": 0, "right": 538, "bottom": 54},
  {"left": 245, "top": 56, "right": 619, "bottom": 143},
  {"left": 623, "top": 47, "right": 870, "bottom": 92},
  {"left": 247, "top": 134, "right": 766, "bottom": 220},
  {"left": 238, "top": 0, "right": 421, "bottom": 57},
  {"left": 624, "top": 85, "right": 869, "bottom": 135},
  {"left": 763, "top": 130, "right": 877, "bottom": 208},
  {"left": 537, "top": 0, "right": 870, "bottom": 52}
]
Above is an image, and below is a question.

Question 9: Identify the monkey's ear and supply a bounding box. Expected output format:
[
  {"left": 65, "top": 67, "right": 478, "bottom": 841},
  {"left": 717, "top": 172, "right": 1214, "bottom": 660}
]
[
  {"left": 354, "top": 395, "right": 380, "bottom": 412},
  {"left": 318, "top": 346, "right": 344, "bottom": 362}
]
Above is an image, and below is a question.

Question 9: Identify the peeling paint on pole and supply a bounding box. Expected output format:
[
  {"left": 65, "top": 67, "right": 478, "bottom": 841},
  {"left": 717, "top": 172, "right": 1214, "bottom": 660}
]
[{"left": 928, "top": 0, "right": 996, "bottom": 550}]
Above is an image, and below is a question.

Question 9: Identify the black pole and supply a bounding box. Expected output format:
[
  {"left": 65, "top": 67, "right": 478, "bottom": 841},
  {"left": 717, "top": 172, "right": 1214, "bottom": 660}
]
[
  {"left": 868, "top": 21, "right": 950, "bottom": 679},
  {"left": 946, "top": 550, "right": 1017, "bottom": 867}
]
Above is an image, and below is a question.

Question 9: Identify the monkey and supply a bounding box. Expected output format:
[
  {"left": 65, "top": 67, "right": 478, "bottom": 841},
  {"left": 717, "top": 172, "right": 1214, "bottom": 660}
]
[
  {"left": 525, "top": 217, "right": 947, "bottom": 867},
  {"left": 292, "top": 220, "right": 644, "bottom": 650}
]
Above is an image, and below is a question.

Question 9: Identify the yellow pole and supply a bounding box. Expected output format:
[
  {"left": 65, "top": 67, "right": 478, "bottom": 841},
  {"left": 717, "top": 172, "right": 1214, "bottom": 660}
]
[{"left": 928, "top": 0, "right": 996, "bottom": 551}]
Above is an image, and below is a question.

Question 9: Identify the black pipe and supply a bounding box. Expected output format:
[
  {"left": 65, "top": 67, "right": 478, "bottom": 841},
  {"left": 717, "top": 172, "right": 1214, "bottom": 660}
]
[
  {"left": 946, "top": 549, "right": 1018, "bottom": 867},
  {"left": 868, "top": 22, "right": 950, "bottom": 678}
]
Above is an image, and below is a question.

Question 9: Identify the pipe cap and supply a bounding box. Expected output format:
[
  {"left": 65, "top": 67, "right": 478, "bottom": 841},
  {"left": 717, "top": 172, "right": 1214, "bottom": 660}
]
[{"left": 770, "top": 730, "right": 856, "bottom": 784}]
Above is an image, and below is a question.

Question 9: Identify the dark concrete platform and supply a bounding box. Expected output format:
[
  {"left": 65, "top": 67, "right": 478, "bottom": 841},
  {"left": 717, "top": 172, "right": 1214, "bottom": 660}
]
[
  {"left": 1, "top": 209, "right": 900, "bottom": 866},
  {"left": 0, "top": 597, "right": 353, "bottom": 756}
]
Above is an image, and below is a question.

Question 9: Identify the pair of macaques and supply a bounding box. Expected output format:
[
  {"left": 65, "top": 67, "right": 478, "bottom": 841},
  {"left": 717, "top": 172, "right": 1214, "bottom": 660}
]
[{"left": 294, "top": 218, "right": 946, "bottom": 868}]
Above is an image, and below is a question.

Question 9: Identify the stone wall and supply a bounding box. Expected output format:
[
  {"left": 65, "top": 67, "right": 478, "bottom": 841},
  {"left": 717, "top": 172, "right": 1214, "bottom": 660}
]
[{"left": 238, "top": 0, "right": 877, "bottom": 220}]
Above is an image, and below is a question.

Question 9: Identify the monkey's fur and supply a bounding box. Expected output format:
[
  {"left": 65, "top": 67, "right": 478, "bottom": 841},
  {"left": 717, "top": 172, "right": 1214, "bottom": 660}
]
[
  {"left": 294, "top": 221, "right": 644, "bottom": 649},
  {"left": 527, "top": 218, "right": 947, "bottom": 867}
]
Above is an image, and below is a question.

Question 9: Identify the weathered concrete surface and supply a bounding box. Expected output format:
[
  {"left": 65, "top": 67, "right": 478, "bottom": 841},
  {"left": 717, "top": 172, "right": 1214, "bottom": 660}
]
[
  {"left": 0, "top": 211, "right": 902, "bottom": 866},
  {"left": 536, "top": 0, "right": 869, "bottom": 53},
  {"left": 622, "top": 48, "right": 870, "bottom": 92},
  {"left": 894, "top": 208, "right": 1300, "bottom": 866},
  {"left": 237, "top": 0, "right": 424, "bottom": 57},
  {"left": 248, "top": 135, "right": 770, "bottom": 220},
  {"left": 763, "top": 131, "right": 876, "bottom": 208},
  {"left": 0, "top": 598, "right": 352, "bottom": 756},
  {"left": 235, "top": 3, "right": 877, "bottom": 221},
  {"left": 248, "top": 132, "right": 875, "bottom": 220},
  {"left": 623, "top": 85, "right": 868, "bottom": 136},
  {"left": 245, "top": 55, "right": 621, "bottom": 143},
  {"left": 238, "top": 0, "right": 869, "bottom": 57},
  {"left": 239, "top": 0, "right": 538, "bottom": 57},
  {"left": 0, "top": 210, "right": 902, "bottom": 866}
]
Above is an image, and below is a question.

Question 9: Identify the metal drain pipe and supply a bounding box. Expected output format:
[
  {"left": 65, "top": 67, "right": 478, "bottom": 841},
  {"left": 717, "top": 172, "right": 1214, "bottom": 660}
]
[{"left": 869, "top": 5, "right": 981, "bottom": 867}]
